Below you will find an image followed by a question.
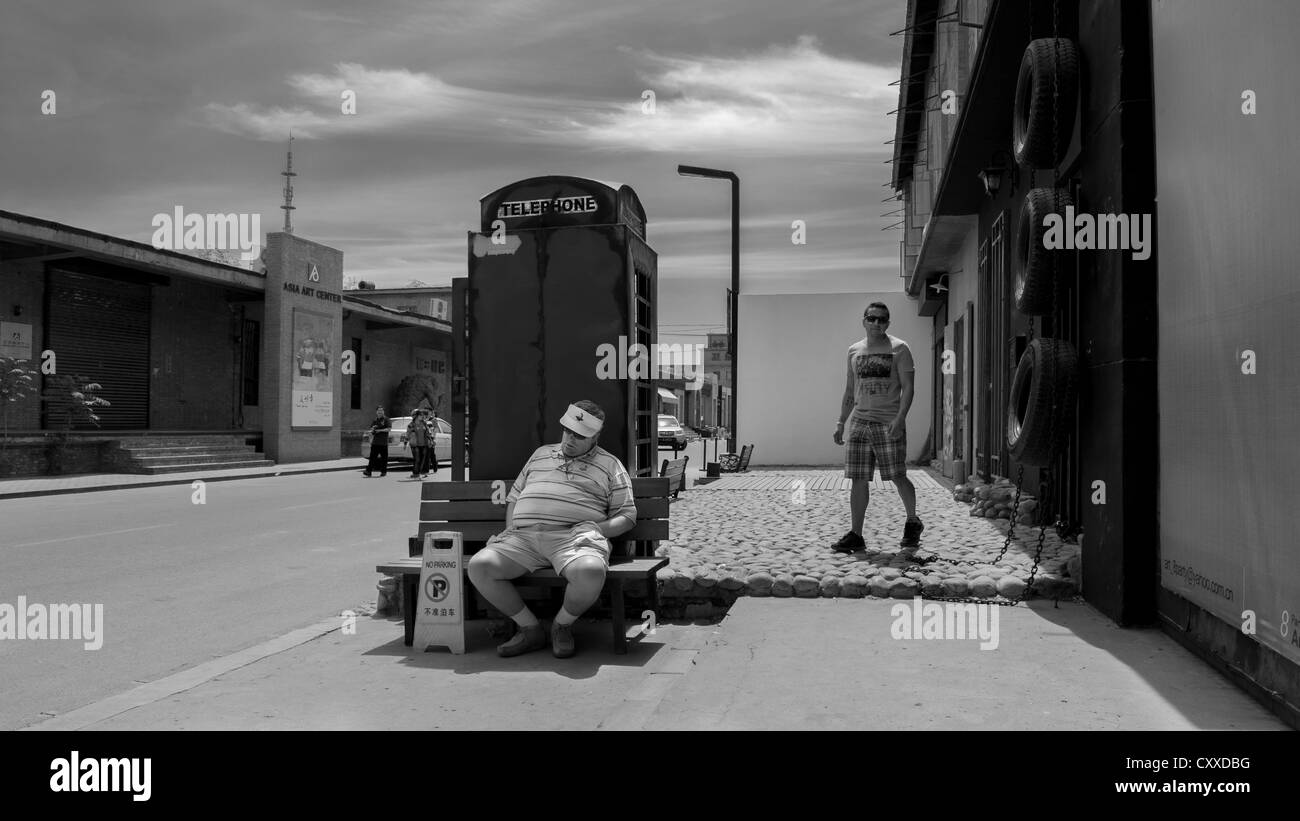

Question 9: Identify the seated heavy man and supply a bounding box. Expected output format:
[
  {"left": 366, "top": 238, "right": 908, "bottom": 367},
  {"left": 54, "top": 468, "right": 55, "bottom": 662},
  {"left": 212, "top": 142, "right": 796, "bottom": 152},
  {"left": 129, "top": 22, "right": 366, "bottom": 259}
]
[{"left": 467, "top": 400, "right": 637, "bottom": 658}]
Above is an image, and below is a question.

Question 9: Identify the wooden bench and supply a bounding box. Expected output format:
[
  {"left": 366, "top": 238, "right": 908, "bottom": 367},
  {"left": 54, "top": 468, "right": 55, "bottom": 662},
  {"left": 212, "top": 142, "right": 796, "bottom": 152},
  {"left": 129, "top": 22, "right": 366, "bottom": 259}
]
[
  {"left": 378, "top": 477, "right": 671, "bottom": 654},
  {"left": 659, "top": 455, "right": 688, "bottom": 499},
  {"left": 719, "top": 443, "right": 754, "bottom": 473}
]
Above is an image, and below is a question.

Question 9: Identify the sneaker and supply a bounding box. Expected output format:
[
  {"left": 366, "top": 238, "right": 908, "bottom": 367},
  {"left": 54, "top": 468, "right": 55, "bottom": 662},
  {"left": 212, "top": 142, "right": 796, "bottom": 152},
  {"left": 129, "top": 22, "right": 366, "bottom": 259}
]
[
  {"left": 900, "top": 518, "right": 925, "bottom": 548},
  {"left": 362, "top": 472, "right": 372, "bottom": 478},
  {"left": 487, "top": 619, "right": 517, "bottom": 640},
  {"left": 497, "top": 624, "right": 546, "bottom": 657},
  {"left": 551, "top": 621, "right": 576, "bottom": 658},
  {"left": 831, "top": 530, "right": 866, "bottom": 553}
]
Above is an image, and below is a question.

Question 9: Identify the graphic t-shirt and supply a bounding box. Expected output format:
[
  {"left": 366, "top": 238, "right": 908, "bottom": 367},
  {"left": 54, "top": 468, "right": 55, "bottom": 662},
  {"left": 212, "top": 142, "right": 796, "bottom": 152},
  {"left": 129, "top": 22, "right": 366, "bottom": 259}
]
[{"left": 848, "top": 335, "right": 915, "bottom": 424}]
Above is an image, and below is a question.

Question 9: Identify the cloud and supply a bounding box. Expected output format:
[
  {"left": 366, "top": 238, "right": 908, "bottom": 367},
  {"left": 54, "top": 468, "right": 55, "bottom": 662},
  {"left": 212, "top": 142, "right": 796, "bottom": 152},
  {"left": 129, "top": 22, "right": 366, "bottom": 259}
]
[
  {"left": 579, "top": 35, "right": 895, "bottom": 154},
  {"left": 199, "top": 36, "right": 894, "bottom": 154},
  {"left": 200, "top": 62, "right": 592, "bottom": 141}
]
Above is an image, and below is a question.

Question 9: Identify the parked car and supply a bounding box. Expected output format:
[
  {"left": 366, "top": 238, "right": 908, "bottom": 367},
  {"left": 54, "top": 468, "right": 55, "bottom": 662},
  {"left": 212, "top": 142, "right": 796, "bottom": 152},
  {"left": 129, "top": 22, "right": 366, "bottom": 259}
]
[
  {"left": 360, "top": 415, "right": 453, "bottom": 466},
  {"left": 658, "top": 414, "right": 687, "bottom": 453}
]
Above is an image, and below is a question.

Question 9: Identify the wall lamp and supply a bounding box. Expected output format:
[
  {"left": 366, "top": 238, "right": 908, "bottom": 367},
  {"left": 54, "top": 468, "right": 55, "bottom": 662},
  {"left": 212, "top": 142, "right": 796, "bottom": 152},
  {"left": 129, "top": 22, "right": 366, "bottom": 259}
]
[{"left": 978, "top": 149, "right": 1015, "bottom": 198}]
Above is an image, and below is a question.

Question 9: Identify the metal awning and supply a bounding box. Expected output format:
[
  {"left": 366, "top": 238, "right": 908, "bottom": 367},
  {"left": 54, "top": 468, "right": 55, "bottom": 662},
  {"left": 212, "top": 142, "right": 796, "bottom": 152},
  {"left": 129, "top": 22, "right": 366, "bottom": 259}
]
[{"left": 657, "top": 387, "right": 678, "bottom": 402}]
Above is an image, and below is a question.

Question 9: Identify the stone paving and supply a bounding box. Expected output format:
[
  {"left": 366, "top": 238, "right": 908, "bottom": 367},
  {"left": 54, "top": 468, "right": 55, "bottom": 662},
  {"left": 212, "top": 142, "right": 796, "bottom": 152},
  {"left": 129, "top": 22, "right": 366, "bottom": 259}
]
[{"left": 654, "top": 470, "right": 1081, "bottom": 604}]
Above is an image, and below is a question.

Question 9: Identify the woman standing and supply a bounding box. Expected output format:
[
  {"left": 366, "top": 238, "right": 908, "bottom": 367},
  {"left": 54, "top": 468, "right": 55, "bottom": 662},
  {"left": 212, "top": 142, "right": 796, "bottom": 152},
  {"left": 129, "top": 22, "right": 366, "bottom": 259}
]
[{"left": 407, "top": 408, "right": 432, "bottom": 479}]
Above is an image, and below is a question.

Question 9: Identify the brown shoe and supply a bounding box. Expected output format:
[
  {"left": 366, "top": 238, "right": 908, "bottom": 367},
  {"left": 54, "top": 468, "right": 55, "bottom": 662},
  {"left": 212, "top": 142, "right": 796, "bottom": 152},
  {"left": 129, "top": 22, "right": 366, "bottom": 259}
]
[
  {"left": 551, "top": 621, "right": 576, "bottom": 658},
  {"left": 497, "top": 624, "right": 546, "bottom": 657}
]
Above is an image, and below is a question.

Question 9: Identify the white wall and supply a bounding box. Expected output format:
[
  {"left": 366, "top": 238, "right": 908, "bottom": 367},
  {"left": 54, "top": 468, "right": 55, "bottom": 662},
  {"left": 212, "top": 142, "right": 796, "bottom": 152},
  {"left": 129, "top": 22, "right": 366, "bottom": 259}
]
[
  {"left": 1152, "top": 0, "right": 1300, "bottom": 665},
  {"left": 738, "top": 292, "right": 934, "bottom": 466}
]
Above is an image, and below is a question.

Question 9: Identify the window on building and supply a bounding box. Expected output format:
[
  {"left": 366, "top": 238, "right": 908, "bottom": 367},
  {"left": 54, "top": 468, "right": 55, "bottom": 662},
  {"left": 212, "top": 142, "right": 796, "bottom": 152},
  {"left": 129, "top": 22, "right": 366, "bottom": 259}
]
[
  {"left": 241, "top": 319, "right": 259, "bottom": 406},
  {"left": 350, "top": 337, "right": 362, "bottom": 409}
]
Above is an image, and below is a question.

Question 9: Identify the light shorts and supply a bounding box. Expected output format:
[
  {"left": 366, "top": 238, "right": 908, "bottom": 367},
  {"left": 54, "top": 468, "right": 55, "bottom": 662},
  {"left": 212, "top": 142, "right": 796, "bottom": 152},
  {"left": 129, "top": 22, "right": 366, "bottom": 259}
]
[
  {"left": 844, "top": 418, "right": 907, "bottom": 481},
  {"left": 480, "top": 526, "right": 611, "bottom": 575}
]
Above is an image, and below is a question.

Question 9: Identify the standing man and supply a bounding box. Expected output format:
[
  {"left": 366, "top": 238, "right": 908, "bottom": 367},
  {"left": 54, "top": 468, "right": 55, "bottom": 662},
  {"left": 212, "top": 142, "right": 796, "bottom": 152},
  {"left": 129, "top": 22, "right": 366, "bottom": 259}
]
[
  {"left": 363, "top": 405, "right": 390, "bottom": 478},
  {"left": 831, "top": 302, "right": 924, "bottom": 552},
  {"left": 467, "top": 400, "right": 636, "bottom": 659}
]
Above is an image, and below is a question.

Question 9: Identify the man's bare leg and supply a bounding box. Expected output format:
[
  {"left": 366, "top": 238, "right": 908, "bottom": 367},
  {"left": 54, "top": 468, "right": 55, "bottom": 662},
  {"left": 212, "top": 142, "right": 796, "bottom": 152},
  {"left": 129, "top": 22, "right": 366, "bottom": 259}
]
[
  {"left": 466, "top": 549, "right": 532, "bottom": 625},
  {"left": 558, "top": 557, "right": 606, "bottom": 622},
  {"left": 552, "top": 556, "right": 607, "bottom": 657},
  {"left": 893, "top": 474, "right": 917, "bottom": 519},
  {"left": 851, "top": 477, "right": 870, "bottom": 533}
]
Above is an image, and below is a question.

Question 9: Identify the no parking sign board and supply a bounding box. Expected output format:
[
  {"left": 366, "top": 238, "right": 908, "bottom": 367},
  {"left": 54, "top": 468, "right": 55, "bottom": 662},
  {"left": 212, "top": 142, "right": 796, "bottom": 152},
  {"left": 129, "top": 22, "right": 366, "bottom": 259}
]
[{"left": 412, "top": 531, "right": 466, "bottom": 654}]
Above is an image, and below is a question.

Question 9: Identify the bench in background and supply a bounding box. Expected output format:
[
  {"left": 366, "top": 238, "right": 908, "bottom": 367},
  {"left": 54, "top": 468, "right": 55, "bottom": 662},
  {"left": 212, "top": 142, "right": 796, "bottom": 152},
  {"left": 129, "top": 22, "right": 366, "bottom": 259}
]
[
  {"left": 719, "top": 443, "right": 754, "bottom": 473},
  {"left": 659, "top": 455, "right": 688, "bottom": 499}
]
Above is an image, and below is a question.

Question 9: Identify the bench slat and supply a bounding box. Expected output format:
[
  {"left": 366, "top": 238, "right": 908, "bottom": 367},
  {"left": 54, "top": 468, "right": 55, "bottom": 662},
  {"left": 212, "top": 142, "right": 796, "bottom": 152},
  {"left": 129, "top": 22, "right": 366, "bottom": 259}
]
[
  {"left": 416, "top": 519, "right": 668, "bottom": 541},
  {"left": 420, "top": 477, "right": 669, "bottom": 501},
  {"left": 419, "top": 497, "right": 669, "bottom": 522},
  {"left": 377, "top": 557, "right": 668, "bottom": 576}
]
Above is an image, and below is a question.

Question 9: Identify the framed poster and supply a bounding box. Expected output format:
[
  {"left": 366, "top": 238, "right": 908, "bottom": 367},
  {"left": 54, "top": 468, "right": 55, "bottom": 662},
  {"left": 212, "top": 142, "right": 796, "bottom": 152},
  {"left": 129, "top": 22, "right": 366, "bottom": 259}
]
[
  {"left": 414, "top": 346, "right": 448, "bottom": 417},
  {"left": 0, "top": 322, "right": 33, "bottom": 360},
  {"left": 291, "top": 308, "right": 334, "bottom": 428}
]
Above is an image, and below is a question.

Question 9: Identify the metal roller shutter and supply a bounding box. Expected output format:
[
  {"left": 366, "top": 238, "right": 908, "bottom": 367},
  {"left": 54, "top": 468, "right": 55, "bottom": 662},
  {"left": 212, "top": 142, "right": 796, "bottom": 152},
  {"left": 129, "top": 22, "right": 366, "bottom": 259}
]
[{"left": 46, "top": 269, "right": 151, "bottom": 429}]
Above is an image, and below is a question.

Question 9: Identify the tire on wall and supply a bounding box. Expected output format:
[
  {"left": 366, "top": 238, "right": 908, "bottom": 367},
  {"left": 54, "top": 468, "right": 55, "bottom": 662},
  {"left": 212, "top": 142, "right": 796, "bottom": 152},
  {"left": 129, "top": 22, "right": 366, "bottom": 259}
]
[
  {"left": 1015, "top": 187, "right": 1073, "bottom": 316},
  {"left": 1012, "top": 38, "right": 1080, "bottom": 168},
  {"left": 1006, "top": 338, "right": 1078, "bottom": 467}
]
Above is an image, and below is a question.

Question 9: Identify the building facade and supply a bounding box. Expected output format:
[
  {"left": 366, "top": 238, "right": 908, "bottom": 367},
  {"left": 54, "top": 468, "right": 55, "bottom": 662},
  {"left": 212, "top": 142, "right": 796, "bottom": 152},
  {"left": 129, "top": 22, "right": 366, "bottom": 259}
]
[
  {"left": 890, "top": 0, "right": 1298, "bottom": 725},
  {"left": 0, "top": 210, "right": 451, "bottom": 475}
]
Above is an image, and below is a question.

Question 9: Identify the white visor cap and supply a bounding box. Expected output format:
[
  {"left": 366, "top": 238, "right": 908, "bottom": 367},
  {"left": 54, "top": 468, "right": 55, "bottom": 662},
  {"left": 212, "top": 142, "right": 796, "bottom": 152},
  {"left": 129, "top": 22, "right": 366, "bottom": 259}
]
[{"left": 559, "top": 403, "right": 603, "bottom": 438}]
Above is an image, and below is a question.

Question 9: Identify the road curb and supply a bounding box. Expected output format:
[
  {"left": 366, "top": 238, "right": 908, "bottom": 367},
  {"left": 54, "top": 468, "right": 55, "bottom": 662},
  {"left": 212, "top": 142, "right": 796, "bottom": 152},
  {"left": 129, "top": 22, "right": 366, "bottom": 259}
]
[
  {"left": 20, "top": 610, "right": 361, "bottom": 731},
  {"left": 0, "top": 463, "right": 364, "bottom": 500}
]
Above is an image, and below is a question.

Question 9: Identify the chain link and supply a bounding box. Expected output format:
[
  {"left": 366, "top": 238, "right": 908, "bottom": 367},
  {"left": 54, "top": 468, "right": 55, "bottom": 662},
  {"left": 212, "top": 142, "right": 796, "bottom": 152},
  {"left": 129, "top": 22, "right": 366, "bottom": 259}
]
[{"left": 909, "top": 2, "right": 1073, "bottom": 607}]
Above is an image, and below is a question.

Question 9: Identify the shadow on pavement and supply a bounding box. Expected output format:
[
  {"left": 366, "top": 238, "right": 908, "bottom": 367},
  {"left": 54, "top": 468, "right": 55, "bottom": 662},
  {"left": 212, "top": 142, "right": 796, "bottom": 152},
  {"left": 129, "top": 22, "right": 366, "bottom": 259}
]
[
  {"left": 987, "top": 599, "right": 1283, "bottom": 729},
  {"left": 361, "top": 617, "right": 666, "bottom": 680}
]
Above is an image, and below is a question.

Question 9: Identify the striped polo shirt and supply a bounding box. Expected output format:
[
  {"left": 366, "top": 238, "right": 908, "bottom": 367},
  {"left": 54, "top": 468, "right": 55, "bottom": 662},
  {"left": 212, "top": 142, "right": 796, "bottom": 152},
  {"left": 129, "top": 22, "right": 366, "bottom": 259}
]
[{"left": 507, "top": 444, "right": 637, "bottom": 529}]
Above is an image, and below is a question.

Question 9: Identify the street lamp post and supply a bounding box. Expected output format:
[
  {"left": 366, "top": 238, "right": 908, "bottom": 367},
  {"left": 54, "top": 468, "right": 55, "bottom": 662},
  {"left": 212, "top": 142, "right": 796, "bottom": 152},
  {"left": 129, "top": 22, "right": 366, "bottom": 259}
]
[{"left": 677, "top": 164, "right": 739, "bottom": 454}]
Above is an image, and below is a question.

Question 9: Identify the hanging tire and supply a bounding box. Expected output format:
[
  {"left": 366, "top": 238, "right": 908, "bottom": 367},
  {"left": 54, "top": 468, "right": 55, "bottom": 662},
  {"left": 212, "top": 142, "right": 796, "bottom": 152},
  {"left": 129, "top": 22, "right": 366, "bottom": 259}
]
[
  {"left": 1006, "top": 338, "right": 1077, "bottom": 467},
  {"left": 1015, "top": 187, "right": 1073, "bottom": 316},
  {"left": 1012, "top": 38, "right": 1080, "bottom": 168}
]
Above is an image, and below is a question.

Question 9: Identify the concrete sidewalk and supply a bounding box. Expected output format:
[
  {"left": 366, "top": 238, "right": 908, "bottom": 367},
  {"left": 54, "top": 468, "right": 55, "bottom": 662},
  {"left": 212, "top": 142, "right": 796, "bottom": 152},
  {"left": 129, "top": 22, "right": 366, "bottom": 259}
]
[
  {"left": 24, "top": 597, "right": 1287, "bottom": 731},
  {"left": 0, "top": 457, "right": 374, "bottom": 500},
  {"left": 0, "top": 436, "right": 727, "bottom": 501},
  {"left": 0, "top": 449, "right": 713, "bottom": 501}
]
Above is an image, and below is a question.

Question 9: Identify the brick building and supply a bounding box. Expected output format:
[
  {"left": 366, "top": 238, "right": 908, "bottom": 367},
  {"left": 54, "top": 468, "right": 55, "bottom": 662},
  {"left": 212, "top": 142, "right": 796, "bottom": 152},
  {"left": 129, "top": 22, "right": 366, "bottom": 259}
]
[{"left": 0, "top": 210, "right": 450, "bottom": 476}]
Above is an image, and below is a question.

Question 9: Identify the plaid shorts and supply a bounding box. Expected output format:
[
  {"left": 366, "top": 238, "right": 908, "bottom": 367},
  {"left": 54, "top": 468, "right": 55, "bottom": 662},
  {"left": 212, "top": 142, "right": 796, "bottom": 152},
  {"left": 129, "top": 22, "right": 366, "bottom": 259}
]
[
  {"left": 480, "top": 526, "right": 610, "bottom": 575},
  {"left": 844, "top": 418, "right": 907, "bottom": 480}
]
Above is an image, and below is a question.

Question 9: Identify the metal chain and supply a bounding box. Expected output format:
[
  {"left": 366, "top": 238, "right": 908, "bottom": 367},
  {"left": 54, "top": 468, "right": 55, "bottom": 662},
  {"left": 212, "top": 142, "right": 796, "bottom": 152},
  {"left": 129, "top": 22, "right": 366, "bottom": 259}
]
[
  {"left": 1017, "top": 0, "right": 1066, "bottom": 604},
  {"left": 909, "top": 3, "right": 1072, "bottom": 608}
]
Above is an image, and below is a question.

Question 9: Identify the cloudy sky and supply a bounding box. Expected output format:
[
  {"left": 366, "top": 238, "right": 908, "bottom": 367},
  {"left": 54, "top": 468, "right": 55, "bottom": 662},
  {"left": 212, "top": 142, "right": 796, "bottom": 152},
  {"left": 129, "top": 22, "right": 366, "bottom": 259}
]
[{"left": 0, "top": 0, "right": 907, "bottom": 347}]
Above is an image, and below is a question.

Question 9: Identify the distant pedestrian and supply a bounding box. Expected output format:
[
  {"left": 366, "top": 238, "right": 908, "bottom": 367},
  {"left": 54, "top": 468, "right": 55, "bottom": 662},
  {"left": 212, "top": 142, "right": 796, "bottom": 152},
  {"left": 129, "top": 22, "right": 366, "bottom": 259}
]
[
  {"left": 363, "top": 405, "right": 390, "bottom": 478},
  {"left": 407, "top": 408, "right": 432, "bottom": 479},
  {"left": 421, "top": 413, "right": 440, "bottom": 476},
  {"left": 831, "top": 301, "right": 923, "bottom": 553}
]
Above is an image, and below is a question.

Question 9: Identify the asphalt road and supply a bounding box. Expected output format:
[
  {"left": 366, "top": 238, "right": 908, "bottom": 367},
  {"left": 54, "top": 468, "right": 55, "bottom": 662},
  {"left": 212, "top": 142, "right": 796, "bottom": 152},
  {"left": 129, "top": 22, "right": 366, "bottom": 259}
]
[{"left": 0, "top": 469, "right": 420, "bottom": 730}]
